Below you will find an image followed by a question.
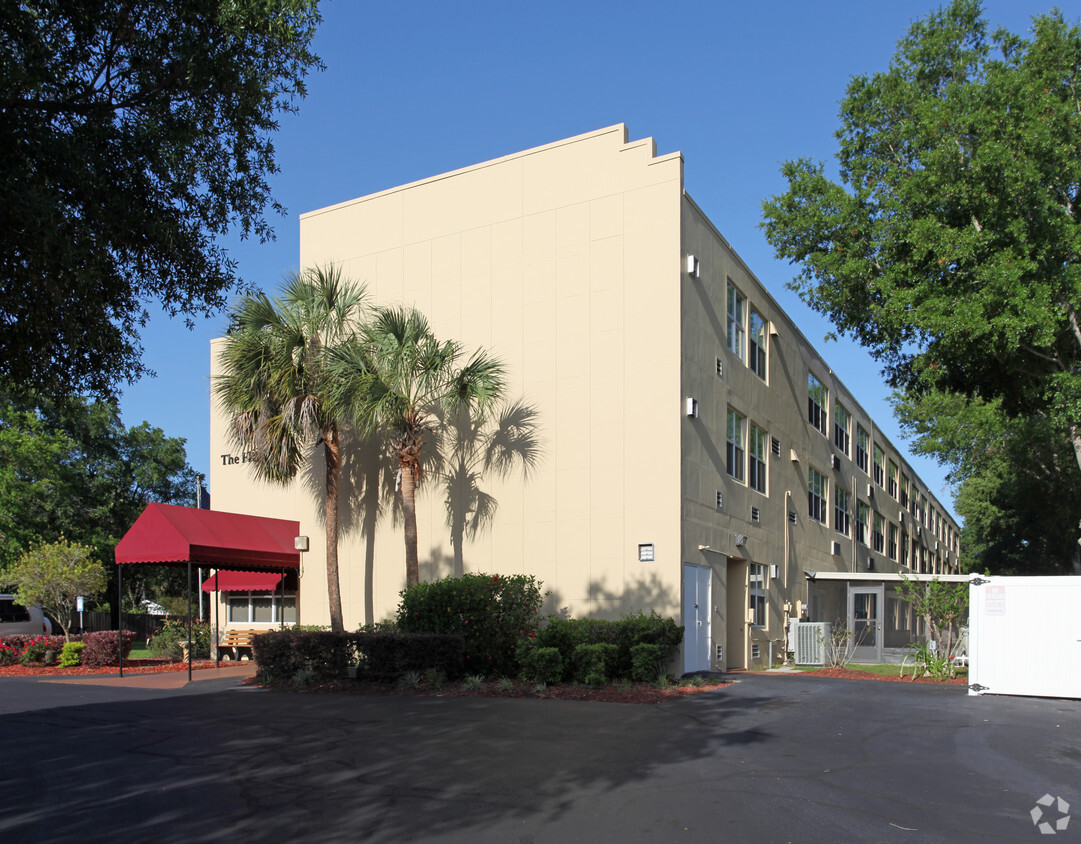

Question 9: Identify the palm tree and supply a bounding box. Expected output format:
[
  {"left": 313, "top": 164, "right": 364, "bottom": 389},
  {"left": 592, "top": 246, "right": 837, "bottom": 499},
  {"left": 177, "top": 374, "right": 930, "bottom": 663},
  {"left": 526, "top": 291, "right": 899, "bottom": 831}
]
[
  {"left": 434, "top": 399, "right": 541, "bottom": 576},
  {"left": 330, "top": 306, "right": 505, "bottom": 588},
  {"left": 214, "top": 265, "right": 366, "bottom": 632}
]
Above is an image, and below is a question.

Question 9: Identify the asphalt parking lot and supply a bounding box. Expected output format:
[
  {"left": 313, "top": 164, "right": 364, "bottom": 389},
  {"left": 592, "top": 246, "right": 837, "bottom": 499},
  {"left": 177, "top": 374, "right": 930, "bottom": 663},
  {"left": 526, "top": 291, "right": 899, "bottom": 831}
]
[{"left": 1, "top": 671, "right": 1078, "bottom": 843}]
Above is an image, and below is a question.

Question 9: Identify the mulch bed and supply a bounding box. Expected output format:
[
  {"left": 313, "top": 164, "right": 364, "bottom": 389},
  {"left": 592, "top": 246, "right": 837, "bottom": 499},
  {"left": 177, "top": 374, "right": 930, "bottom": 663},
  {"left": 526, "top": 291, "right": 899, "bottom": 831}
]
[
  {"left": 0, "top": 659, "right": 223, "bottom": 677},
  {"left": 253, "top": 676, "right": 732, "bottom": 704},
  {"left": 801, "top": 667, "right": 968, "bottom": 685}
]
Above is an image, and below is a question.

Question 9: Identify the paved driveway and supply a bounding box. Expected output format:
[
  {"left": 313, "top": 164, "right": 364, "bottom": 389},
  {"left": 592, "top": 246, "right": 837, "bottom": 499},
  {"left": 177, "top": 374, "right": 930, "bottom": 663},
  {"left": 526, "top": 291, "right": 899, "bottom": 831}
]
[{"left": 0, "top": 673, "right": 1077, "bottom": 842}]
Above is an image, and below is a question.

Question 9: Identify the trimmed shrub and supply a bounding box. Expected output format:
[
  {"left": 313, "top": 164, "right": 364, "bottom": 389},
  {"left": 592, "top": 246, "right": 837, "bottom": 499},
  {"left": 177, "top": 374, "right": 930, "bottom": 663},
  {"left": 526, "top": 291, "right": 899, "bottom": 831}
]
[
  {"left": 59, "top": 641, "right": 86, "bottom": 668},
  {"left": 251, "top": 629, "right": 465, "bottom": 684},
  {"left": 572, "top": 643, "right": 618, "bottom": 685},
  {"left": 526, "top": 611, "right": 684, "bottom": 683},
  {"left": 81, "top": 630, "right": 135, "bottom": 667},
  {"left": 630, "top": 642, "right": 662, "bottom": 682},
  {"left": 396, "top": 573, "right": 542, "bottom": 676},
  {"left": 518, "top": 645, "right": 563, "bottom": 684}
]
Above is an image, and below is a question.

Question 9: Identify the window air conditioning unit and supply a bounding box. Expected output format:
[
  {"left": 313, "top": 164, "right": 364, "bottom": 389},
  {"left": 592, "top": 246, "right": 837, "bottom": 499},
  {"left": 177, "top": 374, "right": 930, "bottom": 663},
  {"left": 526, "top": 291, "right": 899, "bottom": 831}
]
[
  {"left": 832, "top": 541, "right": 842, "bottom": 556},
  {"left": 686, "top": 254, "right": 700, "bottom": 278},
  {"left": 685, "top": 397, "right": 698, "bottom": 418},
  {"left": 832, "top": 455, "right": 841, "bottom": 471},
  {"left": 734, "top": 534, "right": 748, "bottom": 547}
]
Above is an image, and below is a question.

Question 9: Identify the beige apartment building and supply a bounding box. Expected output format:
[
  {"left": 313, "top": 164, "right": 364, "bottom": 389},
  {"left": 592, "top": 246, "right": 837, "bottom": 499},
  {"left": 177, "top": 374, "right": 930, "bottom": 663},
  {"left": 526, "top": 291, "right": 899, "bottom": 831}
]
[{"left": 209, "top": 125, "right": 961, "bottom": 672}]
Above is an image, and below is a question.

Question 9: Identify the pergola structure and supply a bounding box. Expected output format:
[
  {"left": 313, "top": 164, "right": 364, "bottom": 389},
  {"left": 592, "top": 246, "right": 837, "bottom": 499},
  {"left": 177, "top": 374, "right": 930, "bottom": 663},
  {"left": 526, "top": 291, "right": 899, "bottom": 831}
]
[{"left": 114, "top": 502, "right": 301, "bottom": 678}]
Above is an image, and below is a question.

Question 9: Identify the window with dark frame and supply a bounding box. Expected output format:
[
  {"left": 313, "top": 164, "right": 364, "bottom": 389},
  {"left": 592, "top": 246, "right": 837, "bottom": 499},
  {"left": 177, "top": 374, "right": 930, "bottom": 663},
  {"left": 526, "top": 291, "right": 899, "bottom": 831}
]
[
  {"left": 856, "top": 424, "right": 869, "bottom": 473},
  {"left": 749, "top": 309, "right": 767, "bottom": 380},
  {"left": 808, "top": 373, "right": 827, "bottom": 435},
  {"left": 834, "top": 486, "right": 850, "bottom": 536},
  {"left": 726, "top": 408, "right": 745, "bottom": 482},
  {"left": 749, "top": 423, "right": 767, "bottom": 494},
  {"left": 834, "top": 402, "right": 850, "bottom": 455},
  {"left": 808, "top": 466, "right": 827, "bottom": 523},
  {"left": 727, "top": 281, "right": 745, "bottom": 362}
]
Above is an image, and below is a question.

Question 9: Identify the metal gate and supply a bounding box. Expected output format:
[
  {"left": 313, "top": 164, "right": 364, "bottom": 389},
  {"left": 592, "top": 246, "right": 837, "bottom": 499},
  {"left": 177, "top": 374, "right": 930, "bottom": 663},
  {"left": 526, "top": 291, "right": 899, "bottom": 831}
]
[{"left": 969, "top": 575, "right": 1081, "bottom": 699}]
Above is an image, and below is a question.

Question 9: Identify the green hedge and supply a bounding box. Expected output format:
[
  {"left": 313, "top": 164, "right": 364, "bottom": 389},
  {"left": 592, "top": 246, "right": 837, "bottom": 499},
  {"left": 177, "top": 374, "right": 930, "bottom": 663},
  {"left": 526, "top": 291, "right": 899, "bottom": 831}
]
[
  {"left": 251, "top": 629, "right": 465, "bottom": 684},
  {"left": 396, "top": 573, "right": 542, "bottom": 677},
  {"left": 519, "top": 611, "right": 683, "bottom": 683}
]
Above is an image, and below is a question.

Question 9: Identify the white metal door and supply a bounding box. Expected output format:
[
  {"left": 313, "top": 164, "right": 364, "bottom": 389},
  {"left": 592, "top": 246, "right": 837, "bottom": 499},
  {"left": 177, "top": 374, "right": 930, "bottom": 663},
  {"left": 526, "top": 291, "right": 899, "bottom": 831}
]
[
  {"left": 683, "top": 563, "right": 711, "bottom": 673},
  {"left": 970, "top": 576, "right": 1081, "bottom": 698}
]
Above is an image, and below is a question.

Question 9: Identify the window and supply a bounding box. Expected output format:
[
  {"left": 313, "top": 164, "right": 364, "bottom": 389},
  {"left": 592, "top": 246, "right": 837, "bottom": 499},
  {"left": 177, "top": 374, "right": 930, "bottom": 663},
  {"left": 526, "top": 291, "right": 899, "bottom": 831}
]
[
  {"left": 856, "top": 501, "right": 869, "bottom": 545},
  {"left": 808, "top": 466, "right": 827, "bottom": 523},
  {"left": 834, "top": 485, "right": 850, "bottom": 536},
  {"left": 901, "top": 531, "right": 909, "bottom": 566},
  {"left": 888, "top": 461, "right": 898, "bottom": 499},
  {"left": 856, "top": 425, "right": 869, "bottom": 473},
  {"left": 227, "top": 592, "right": 297, "bottom": 625},
  {"left": 0, "top": 599, "right": 31, "bottom": 624},
  {"left": 910, "top": 537, "right": 919, "bottom": 568},
  {"left": 872, "top": 513, "right": 885, "bottom": 553},
  {"left": 727, "top": 282, "right": 745, "bottom": 361},
  {"left": 749, "top": 564, "right": 766, "bottom": 627},
  {"left": 808, "top": 373, "right": 827, "bottom": 435},
  {"left": 726, "top": 409, "right": 745, "bottom": 482},
  {"left": 749, "top": 423, "right": 767, "bottom": 493},
  {"left": 873, "top": 444, "right": 885, "bottom": 487},
  {"left": 834, "top": 402, "right": 850, "bottom": 455},
  {"left": 900, "top": 474, "right": 910, "bottom": 508},
  {"left": 910, "top": 488, "right": 920, "bottom": 520},
  {"left": 888, "top": 523, "right": 898, "bottom": 560},
  {"left": 749, "top": 310, "right": 767, "bottom": 380}
]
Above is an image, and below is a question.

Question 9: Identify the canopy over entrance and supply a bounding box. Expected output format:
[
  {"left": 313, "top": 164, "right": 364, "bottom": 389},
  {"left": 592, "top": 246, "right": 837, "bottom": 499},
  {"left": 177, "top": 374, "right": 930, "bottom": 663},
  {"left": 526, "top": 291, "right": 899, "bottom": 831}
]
[
  {"left": 115, "top": 503, "right": 300, "bottom": 570},
  {"left": 201, "top": 570, "right": 284, "bottom": 593}
]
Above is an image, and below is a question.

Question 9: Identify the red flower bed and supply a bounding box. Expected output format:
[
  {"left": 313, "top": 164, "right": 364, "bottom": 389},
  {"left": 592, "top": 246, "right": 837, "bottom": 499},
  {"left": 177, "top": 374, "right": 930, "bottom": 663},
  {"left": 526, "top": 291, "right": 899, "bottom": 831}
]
[{"left": 0, "top": 659, "right": 222, "bottom": 677}]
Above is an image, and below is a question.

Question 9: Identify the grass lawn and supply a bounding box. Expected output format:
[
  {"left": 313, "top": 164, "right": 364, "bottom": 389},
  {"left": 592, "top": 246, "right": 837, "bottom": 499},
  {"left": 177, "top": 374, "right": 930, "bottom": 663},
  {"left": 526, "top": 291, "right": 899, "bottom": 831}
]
[
  {"left": 127, "top": 646, "right": 152, "bottom": 660},
  {"left": 792, "top": 662, "right": 967, "bottom": 678}
]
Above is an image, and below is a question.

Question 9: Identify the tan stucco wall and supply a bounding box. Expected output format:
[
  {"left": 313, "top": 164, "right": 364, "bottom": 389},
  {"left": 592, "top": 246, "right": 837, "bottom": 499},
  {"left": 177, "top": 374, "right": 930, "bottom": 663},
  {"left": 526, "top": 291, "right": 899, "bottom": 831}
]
[{"left": 211, "top": 125, "right": 687, "bottom": 629}]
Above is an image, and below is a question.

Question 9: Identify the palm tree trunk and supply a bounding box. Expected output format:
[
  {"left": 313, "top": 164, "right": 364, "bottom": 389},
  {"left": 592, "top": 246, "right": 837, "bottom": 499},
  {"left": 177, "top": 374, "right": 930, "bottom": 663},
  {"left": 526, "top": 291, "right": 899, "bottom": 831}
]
[
  {"left": 401, "top": 459, "right": 420, "bottom": 588},
  {"left": 324, "top": 426, "right": 345, "bottom": 632}
]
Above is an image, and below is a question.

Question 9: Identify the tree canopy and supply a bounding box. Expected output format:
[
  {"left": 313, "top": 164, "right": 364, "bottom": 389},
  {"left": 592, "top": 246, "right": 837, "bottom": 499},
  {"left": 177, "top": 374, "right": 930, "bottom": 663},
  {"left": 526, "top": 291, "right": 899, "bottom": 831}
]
[
  {"left": 0, "top": 391, "right": 197, "bottom": 600},
  {"left": 0, "top": 0, "right": 323, "bottom": 397},
  {"left": 6, "top": 539, "right": 107, "bottom": 640},
  {"left": 761, "top": 0, "right": 1081, "bottom": 571}
]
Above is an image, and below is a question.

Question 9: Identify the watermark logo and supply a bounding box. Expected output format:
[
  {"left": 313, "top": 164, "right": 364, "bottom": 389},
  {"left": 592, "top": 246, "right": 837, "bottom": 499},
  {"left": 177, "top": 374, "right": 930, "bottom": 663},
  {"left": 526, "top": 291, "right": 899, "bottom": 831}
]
[{"left": 1031, "top": 794, "right": 1070, "bottom": 835}]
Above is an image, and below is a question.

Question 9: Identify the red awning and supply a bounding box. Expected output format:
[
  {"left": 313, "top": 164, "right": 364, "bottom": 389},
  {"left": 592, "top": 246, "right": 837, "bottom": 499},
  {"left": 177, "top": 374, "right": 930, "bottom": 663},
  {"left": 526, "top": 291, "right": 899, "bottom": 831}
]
[
  {"left": 115, "top": 503, "right": 301, "bottom": 569},
  {"left": 201, "top": 570, "right": 284, "bottom": 593}
]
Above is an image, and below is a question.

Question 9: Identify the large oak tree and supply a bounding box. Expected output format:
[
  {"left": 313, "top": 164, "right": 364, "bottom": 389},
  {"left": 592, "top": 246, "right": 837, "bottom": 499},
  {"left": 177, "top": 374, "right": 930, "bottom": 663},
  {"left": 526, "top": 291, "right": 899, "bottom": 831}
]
[
  {"left": 761, "top": 1, "right": 1081, "bottom": 569},
  {"left": 0, "top": 1, "right": 322, "bottom": 397}
]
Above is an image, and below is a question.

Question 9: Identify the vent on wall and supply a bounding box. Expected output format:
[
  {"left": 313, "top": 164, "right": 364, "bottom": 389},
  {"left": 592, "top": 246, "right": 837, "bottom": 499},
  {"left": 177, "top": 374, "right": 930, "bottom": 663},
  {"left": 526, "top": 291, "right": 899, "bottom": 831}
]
[
  {"left": 832, "top": 541, "right": 842, "bottom": 556},
  {"left": 751, "top": 506, "right": 761, "bottom": 523},
  {"left": 685, "top": 397, "right": 698, "bottom": 418},
  {"left": 716, "top": 357, "right": 724, "bottom": 377},
  {"left": 867, "top": 484, "right": 875, "bottom": 499},
  {"left": 686, "top": 254, "right": 700, "bottom": 278},
  {"left": 734, "top": 534, "right": 748, "bottom": 547},
  {"left": 832, "top": 455, "right": 841, "bottom": 471},
  {"left": 788, "top": 510, "right": 798, "bottom": 524},
  {"left": 751, "top": 643, "right": 761, "bottom": 660},
  {"left": 716, "top": 491, "right": 724, "bottom": 509},
  {"left": 771, "top": 437, "right": 781, "bottom": 457}
]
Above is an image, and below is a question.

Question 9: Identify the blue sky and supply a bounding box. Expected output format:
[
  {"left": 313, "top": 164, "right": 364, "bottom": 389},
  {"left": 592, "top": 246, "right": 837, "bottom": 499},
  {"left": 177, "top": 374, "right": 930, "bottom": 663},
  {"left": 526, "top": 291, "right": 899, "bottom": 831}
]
[{"left": 118, "top": 0, "right": 1046, "bottom": 521}]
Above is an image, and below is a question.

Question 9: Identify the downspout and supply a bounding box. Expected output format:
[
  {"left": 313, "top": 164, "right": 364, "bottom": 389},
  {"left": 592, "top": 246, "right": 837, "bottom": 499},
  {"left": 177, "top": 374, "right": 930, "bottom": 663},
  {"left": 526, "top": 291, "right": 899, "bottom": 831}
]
[{"left": 851, "top": 473, "right": 857, "bottom": 573}]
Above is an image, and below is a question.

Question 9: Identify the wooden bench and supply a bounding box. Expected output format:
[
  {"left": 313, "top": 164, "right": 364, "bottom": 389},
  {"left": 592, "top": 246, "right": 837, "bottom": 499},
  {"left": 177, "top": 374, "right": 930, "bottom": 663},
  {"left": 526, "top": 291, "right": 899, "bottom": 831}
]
[{"left": 219, "top": 629, "right": 261, "bottom": 661}]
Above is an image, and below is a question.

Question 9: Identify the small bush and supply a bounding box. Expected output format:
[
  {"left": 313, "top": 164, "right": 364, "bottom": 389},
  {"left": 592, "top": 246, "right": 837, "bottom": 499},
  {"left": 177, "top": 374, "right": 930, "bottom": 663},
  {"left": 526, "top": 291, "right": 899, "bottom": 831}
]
[
  {"left": 519, "top": 645, "right": 563, "bottom": 684},
  {"left": 59, "top": 641, "right": 85, "bottom": 667},
  {"left": 572, "top": 642, "right": 618, "bottom": 685},
  {"left": 19, "top": 638, "right": 57, "bottom": 666},
  {"left": 81, "top": 631, "right": 135, "bottom": 667},
  {"left": 630, "top": 643, "right": 662, "bottom": 682}
]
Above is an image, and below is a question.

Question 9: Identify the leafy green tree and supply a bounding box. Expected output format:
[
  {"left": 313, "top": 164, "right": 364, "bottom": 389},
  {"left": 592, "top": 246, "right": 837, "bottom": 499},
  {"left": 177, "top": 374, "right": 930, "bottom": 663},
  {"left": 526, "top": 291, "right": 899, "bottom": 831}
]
[
  {"left": 897, "top": 573, "right": 969, "bottom": 668},
  {"left": 0, "top": 392, "right": 197, "bottom": 601},
  {"left": 214, "top": 266, "right": 367, "bottom": 632},
  {"left": 761, "top": 3, "right": 1081, "bottom": 481},
  {"left": 6, "top": 539, "right": 107, "bottom": 640},
  {"left": 0, "top": 0, "right": 323, "bottom": 397},
  {"left": 895, "top": 390, "right": 1081, "bottom": 574},
  {"left": 331, "top": 307, "right": 506, "bottom": 589}
]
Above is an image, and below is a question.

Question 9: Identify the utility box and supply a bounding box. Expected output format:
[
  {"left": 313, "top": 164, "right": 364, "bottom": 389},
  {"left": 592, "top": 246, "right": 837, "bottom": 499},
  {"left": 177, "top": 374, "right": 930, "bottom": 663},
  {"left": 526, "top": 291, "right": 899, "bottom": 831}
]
[
  {"left": 969, "top": 575, "right": 1081, "bottom": 699},
  {"left": 791, "top": 621, "right": 831, "bottom": 665}
]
